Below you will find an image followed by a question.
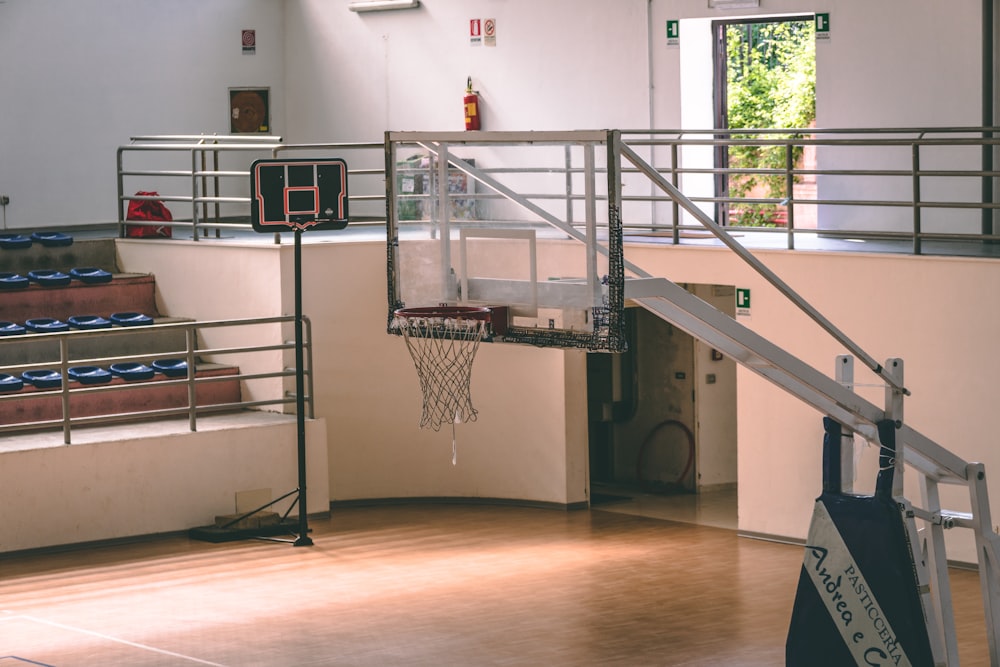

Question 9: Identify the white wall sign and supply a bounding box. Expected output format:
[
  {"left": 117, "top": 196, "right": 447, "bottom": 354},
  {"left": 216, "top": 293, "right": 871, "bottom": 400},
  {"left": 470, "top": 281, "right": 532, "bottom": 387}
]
[
  {"left": 484, "top": 18, "right": 496, "bottom": 47},
  {"left": 470, "top": 19, "right": 482, "bottom": 46}
]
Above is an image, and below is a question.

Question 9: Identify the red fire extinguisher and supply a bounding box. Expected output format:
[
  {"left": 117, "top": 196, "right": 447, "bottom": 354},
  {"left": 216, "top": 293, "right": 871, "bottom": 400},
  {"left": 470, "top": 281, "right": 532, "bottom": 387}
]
[{"left": 464, "top": 76, "right": 481, "bottom": 131}]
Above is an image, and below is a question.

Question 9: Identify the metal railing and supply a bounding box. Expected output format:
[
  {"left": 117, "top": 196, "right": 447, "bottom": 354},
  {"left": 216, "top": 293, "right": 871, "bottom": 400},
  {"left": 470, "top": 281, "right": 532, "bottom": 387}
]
[
  {"left": 116, "top": 135, "right": 386, "bottom": 240},
  {"left": 117, "top": 135, "right": 284, "bottom": 239},
  {"left": 118, "top": 128, "right": 1000, "bottom": 255},
  {"left": 386, "top": 127, "right": 1000, "bottom": 256},
  {"left": 0, "top": 315, "right": 313, "bottom": 444},
  {"left": 620, "top": 126, "right": 1000, "bottom": 253}
]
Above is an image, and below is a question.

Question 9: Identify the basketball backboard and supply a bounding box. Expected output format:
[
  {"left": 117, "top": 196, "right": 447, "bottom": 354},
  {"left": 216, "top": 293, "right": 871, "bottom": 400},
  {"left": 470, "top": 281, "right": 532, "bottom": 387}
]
[
  {"left": 251, "top": 158, "right": 349, "bottom": 232},
  {"left": 386, "top": 131, "right": 628, "bottom": 352}
]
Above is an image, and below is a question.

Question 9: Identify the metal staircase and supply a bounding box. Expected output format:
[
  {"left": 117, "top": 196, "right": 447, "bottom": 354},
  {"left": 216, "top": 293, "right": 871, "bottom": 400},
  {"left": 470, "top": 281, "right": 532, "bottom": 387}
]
[{"left": 617, "top": 141, "right": 1000, "bottom": 666}]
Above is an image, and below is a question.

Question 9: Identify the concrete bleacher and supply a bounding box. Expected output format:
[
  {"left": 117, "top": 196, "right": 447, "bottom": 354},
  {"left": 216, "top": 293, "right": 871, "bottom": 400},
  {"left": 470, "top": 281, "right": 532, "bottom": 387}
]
[{"left": 0, "top": 233, "right": 330, "bottom": 555}]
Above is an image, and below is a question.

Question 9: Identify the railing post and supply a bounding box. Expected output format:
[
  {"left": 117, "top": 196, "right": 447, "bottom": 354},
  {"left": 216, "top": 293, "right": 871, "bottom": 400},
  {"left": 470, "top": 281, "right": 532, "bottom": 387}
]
[
  {"left": 213, "top": 147, "right": 222, "bottom": 238},
  {"left": 60, "top": 337, "right": 71, "bottom": 445},
  {"left": 912, "top": 143, "right": 922, "bottom": 255},
  {"left": 785, "top": 142, "right": 795, "bottom": 250},
  {"left": 437, "top": 142, "right": 454, "bottom": 299},
  {"left": 670, "top": 142, "right": 680, "bottom": 245},
  {"left": 116, "top": 147, "right": 126, "bottom": 239},
  {"left": 834, "top": 354, "right": 855, "bottom": 493},
  {"left": 304, "top": 316, "right": 315, "bottom": 419},
  {"left": 565, "top": 144, "right": 574, "bottom": 227},
  {"left": 186, "top": 326, "right": 198, "bottom": 432},
  {"left": 200, "top": 147, "right": 209, "bottom": 238},
  {"left": 191, "top": 149, "right": 200, "bottom": 241}
]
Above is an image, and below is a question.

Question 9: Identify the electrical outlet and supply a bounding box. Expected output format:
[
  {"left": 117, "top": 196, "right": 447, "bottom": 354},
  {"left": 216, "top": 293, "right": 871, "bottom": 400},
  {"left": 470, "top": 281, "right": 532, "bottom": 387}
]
[{"left": 0, "top": 196, "right": 9, "bottom": 206}]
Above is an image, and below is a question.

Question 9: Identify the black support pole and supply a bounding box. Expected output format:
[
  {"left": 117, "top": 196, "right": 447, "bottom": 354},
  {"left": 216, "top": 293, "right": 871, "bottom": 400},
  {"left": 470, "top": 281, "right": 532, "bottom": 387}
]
[{"left": 293, "top": 228, "right": 313, "bottom": 547}]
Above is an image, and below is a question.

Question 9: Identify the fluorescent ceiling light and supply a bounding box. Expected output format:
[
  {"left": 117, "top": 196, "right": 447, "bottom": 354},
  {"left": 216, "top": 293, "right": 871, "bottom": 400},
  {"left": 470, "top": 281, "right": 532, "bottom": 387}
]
[
  {"left": 708, "top": 0, "right": 760, "bottom": 7},
  {"left": 349, "top": 0, "right": 420, "bottom": 12}
]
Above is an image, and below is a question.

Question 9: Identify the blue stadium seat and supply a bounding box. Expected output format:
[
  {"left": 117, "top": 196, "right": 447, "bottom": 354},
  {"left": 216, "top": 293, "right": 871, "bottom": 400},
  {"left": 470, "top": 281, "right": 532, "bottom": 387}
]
[
  {"left": 110, "top": 362, "right": 155, "bottom": 381},
  {"left": 25, "top": 317, "right": 69, "bottom": 333},
  {"left": 31, "top": 231, "right": 73, "bottom": 247},
  {"left": 0, "top": 234, "right": 31, "bottom": 250},
  {"left": 0, "top": 272, "right": 29, "bottom": 290},
  {"left": 27, "top": 269, "right": 71, "bottom": 287},
  {"left": 110, "top": 312, "right": 153, "bottom": 327},
  {"left": 21, "top": 369, "right": 62, "bottom": 389},
  {"left": 68, "top": 315, "right": 113, "bottom": 330},
  {"left": 0, "top": 321, "right": 26, "bottom": 336},
  {"left": 0, "top": 373, "right": 24, "bottom": 393},
  {"left": 70, "top": 267, "right": 113, "bottom": 284},
  {"left": 68, "top": 366, "right": 113, "bottom": 385},
  {"left": 152, "top": 359, "right": 188, "bottom": 377}
]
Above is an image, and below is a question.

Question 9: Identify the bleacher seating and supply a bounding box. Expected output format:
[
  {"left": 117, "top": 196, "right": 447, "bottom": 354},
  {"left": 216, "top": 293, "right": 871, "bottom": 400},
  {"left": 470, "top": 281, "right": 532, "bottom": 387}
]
[{"left": 0, "top": 233, "right": 242, "bottom": 429}]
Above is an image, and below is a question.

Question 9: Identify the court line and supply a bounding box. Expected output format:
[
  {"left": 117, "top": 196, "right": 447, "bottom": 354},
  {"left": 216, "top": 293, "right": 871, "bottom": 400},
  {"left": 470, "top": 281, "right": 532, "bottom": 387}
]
[{"left": 9, "top": 615, "right": 228, "bottom": 667}]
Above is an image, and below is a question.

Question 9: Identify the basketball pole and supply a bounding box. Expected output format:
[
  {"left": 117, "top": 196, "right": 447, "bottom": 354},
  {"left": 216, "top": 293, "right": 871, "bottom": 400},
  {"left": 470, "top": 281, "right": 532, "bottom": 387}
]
[{"left": 292, "top": 227, "right": 313, "bottom": 547}]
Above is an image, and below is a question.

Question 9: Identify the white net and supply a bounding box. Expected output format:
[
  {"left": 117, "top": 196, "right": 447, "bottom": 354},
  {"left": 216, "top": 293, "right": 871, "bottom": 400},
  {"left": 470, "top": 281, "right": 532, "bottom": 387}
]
[{"left": 393, "top": 308, "right": 489, "bottom": 435}]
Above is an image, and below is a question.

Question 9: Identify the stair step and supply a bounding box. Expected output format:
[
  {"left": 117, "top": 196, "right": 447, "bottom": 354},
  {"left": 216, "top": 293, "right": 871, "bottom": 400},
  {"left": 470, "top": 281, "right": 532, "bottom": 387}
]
[
  {"left": 0, "top": 365, "right": 242, "bottom": 427},
  {"left": 0, "top": 237, "right": 117, "bottom": 275},
  {"left": 1, "top": 316, "right": 193, "bottom": 366},
  {"left": 0, "top": 273, "right": 158, "bottom": 324}
]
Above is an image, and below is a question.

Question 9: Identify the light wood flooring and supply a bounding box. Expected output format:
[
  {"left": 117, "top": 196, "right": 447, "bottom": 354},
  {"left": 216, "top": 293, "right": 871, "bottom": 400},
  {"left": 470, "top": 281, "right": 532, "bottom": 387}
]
[{"left": 0, "top": 502, "right": 990, "bottom": 666}]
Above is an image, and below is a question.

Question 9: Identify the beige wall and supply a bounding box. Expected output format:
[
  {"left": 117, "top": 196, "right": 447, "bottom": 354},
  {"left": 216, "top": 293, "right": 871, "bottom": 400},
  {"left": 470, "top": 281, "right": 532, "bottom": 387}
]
[
  {"left": 0, "top": 418, "right": 328, "bottom": 553},
  {"left": 119, "top": 238, "right": 1000, "bottom": 564},
  {"left": 627, "top": 243, "right": 1000, "bottom": 563},
  {"left": 119, "top": 239, "right": 587, "bottom": 508}
]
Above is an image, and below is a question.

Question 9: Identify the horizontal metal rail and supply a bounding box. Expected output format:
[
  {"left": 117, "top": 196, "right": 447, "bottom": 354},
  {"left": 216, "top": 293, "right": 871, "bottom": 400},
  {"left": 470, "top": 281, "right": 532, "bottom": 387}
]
[
  {"left": 117, "top": 136, "right": 387, "bottom": 241},
  {"left": 388, "top": 126, "right": 1000, "bottom": 256},
  {"left": 0, "top": 315, "right": 313, "bottom": 444},
  {"left": 119, "top": 127, "right": 1000, "bottom": 256}
]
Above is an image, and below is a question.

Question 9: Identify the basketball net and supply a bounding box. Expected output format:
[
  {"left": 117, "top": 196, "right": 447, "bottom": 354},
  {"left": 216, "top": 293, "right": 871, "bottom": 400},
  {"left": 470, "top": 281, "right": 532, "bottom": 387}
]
[{"left": 393, "top": 307, "right": 489, "bottom": 464}]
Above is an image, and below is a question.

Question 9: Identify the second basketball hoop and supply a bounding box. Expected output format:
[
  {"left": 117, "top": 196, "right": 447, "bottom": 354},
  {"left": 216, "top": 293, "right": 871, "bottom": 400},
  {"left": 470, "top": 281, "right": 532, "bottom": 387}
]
[{"left": 391, "top": 306, "right": 495, "bottom": 463}]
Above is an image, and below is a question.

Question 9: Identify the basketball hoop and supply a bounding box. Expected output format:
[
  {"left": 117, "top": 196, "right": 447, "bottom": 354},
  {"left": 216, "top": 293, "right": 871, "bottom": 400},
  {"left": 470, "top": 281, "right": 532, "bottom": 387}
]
[{"left": 393, "top": 306, "right": 491, "bottom": 462}]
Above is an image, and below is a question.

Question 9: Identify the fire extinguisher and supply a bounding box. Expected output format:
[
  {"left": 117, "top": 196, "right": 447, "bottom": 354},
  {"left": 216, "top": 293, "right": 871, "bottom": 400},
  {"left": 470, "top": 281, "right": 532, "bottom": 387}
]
[{"left": 464, "top": 76, "right": 481, "bottom": 131}]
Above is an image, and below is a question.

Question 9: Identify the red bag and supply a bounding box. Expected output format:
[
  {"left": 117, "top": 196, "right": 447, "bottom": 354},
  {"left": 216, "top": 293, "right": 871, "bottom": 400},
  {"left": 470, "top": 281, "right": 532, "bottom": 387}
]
[{"left": 126, "top": 191, "right": 173, "bottom": 238}]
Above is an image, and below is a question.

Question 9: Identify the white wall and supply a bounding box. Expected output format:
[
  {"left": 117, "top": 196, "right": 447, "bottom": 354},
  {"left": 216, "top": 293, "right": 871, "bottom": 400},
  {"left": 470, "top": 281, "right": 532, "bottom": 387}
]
[
  {"left": 649, "top": 0, "right": 981, "bottom": 129},
  {"left": 0, "top": 0, "right": 285, "bottom": 228},
  {"left": 284, "top": 0, "right": 651, "bottom": 142},
  {"left": 1, "top": 0, "right": 987, "bottom": 229}
]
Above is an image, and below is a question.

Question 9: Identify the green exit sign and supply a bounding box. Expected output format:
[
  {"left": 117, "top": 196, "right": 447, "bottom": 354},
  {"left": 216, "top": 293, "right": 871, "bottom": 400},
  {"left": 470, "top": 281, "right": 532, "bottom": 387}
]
[
  {"left": 815, "top": 13, "right": 830, "bottom": 40},
  {"left": 666, "top": 20, "right": 679, "bottom": 46},
  {"left": 736, "top": 288, "right": 751, "bottom": 316}
]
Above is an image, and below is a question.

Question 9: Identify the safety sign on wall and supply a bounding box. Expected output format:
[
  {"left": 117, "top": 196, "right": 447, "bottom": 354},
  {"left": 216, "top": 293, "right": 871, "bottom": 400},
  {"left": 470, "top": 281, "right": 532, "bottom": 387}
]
[
  {"left": 470, "top": 18, "right": 496, "bottom": 47},
  {"left": 666, "top": 20, "right": 679, "bottom": 47},
  {"left": 816, "top": 13, "right": 830, "bottom": 41},
  {"left": 242, "top": 29, "right": 256, "bottom": 55},
  {"left": 736, "top": 288, "right": 751, "bottom": 317}
]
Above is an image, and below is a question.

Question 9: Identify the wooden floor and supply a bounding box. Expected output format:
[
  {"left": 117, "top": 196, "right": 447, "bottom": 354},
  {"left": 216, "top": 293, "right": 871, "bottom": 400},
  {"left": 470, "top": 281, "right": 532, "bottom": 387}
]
[{"left": 0, "top": 503, "right": 990, "bottom": 666}]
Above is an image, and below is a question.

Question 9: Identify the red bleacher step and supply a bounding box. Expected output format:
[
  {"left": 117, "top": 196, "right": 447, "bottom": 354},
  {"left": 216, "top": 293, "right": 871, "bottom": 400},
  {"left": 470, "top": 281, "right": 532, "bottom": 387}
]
[
  {"left": 0, "top": 274, "right": 158, "bottom": 324},
  {"left": 0, "top": 366, "right": 242, "bottom": 426}
]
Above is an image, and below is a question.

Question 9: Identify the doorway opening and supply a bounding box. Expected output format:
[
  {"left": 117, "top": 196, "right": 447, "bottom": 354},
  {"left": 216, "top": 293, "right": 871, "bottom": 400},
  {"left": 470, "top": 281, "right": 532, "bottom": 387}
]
[
  {"left": 713, "top": 16, "right": 816, "bottom": 228},
  {"left": 588, "top": 285, "right": 737, "bottom": 529}
]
